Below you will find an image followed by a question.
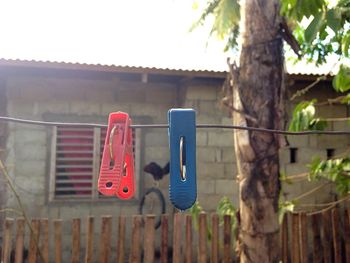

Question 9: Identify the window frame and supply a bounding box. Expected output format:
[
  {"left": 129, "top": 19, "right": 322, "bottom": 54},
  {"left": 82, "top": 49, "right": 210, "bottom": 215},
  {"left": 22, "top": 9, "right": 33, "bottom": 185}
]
[{"left": 48, "top": 125, "right": 142, "bottom": 202}]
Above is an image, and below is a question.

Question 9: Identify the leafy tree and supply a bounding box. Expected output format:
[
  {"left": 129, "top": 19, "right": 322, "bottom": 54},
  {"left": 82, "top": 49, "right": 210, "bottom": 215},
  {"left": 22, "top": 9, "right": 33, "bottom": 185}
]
[{"left": 193, "top": 0, "right": 350, "bottom": 262}]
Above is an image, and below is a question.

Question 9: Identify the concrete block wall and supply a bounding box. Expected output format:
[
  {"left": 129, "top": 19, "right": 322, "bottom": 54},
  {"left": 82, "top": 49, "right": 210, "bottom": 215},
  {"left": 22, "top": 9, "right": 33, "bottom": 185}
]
[
  {"left": 182, "top": 81, "right": 239, "bottom": 211},
  {"left": 4, "top": 73, "right": 178, "bottom": 221},
  {"left": 280, "top": 99, "right": 350, "bottom": 206},
  {"left": 3, "top": 70, "right": 350, "bottom": 260},
  {"left": 0, "top": 76, "right": 7, "bottom": 234}
]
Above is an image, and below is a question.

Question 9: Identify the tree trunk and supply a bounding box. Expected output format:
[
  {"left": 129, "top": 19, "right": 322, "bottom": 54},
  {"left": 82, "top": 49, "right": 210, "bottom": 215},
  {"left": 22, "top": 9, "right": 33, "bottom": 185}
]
[{"left": 233, "top": 0, "right": 283, "bottom": 262}]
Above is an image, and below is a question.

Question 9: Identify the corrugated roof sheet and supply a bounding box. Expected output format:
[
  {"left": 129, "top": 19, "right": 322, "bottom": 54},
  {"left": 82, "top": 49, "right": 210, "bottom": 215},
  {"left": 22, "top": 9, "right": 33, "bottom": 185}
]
[
  {"left": 0, "top": 57, "right": 339, "bottom": 77},
  {"left": 0, "top": 58, "right": 228, "bottom": 78}
]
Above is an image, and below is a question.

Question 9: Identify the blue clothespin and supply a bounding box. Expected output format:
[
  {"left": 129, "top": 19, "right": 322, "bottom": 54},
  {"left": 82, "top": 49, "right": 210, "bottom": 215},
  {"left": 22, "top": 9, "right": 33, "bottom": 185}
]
[{"left": 168, "top": 108, "right": 197, "bottom": 210}]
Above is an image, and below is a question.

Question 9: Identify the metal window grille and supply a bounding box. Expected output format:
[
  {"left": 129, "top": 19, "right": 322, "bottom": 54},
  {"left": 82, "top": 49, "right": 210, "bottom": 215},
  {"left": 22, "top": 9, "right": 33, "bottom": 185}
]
[{"left": 49, "top": 126, "right": 141, "bottom": 201}]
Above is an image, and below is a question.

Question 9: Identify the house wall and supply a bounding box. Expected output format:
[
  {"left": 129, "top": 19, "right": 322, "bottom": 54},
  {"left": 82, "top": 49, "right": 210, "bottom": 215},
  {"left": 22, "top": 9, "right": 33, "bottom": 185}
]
[
  {"left": 0, "top": 74, "right": 8, "bottom": 235},
  {"left": 3, "top": 69, "right": 180, "bottom": 261},
  {"left": 281, "top": 79, "right": 350, "bottom": 205},
  {"left": 2, "top": 67, "right": 350, "bottom": 260}
]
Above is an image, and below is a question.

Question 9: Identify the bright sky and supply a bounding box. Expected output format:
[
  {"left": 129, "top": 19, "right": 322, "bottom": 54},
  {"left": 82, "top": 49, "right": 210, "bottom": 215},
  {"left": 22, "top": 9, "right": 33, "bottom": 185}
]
[{"left": 0, "top": 0, "right": 229, "bottom": 71}]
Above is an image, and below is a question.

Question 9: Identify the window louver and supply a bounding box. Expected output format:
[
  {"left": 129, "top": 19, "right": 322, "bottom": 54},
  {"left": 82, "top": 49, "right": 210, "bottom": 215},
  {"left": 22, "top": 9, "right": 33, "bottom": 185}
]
[
  {"left": 50, "top": 125, "right": 139, "bottom": 201},
  {"left": 55, "top": 127, "right": 95, "bottom": 198}
]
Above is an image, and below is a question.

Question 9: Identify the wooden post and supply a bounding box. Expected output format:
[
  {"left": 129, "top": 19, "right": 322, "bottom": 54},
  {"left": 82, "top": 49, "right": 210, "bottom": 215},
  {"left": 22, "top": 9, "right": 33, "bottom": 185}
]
[
  {"left": 223, "top": 215, "right": 232, "bottom": 263},
  {"left": 172, "top": 213, "right": 182, "bottom": 263},
  {"left": 160, "top": 215, "right": 169, "bottom": 263},
  {"left": 129, "top": 215, "right": 142, "bottom": 263},
  {"left": 2, "top": 218, "right": 14, "bottom": 263},
  {"left": 332, "top": 208, "right": 342, "bottom": 263},
  {"left": 198, "top": 212, "right": 207, "bottom": 263},
  {"left": 54, "top": 219, "right": 62, "bottom": 263},
  {"left": 98, "top": 216, "right": 112, "bottom": 263},
  {"left": 116, "top": 216, "right": 126, "bottom": 263},
  {"left": 40, "top": 219, "right": 49, "bottom": 263},
  {"left": 291, "top": 213, "right": 300, "bottom": 263},
  {"left": 344, "top": 209, "right": 350, "bottom": 263},
  {"left": 185, "top": 215, "right": 192, "bottom": 263},
  {"left": 311, "top": 214, "right": 322, "bottom": 263},
  {"left": 85, "top": 216, "right": 94, "bottom": 263},
  {"left": 322, "top": 210, "right": 332, "bottom": 263},
  {"left": 211, "top": 213, "right": 219, "bottom": 263},
  {"left": 14, "top": 218, "right": 25, "bottom": 263},
  {"left": 299, "top": 212, "right": 308, "bottom": 263},
  {"left": 28, "top": 219, "right": 41, "bottom": 263},
  {"left": 72, "top": 218, "right": 81, "bottom": 263},
  {"left": 281, "top": 214, "right": 288, "bottom": 263},
  {"left": 144, "top": 215, "right": 156, "bottom": 263}
]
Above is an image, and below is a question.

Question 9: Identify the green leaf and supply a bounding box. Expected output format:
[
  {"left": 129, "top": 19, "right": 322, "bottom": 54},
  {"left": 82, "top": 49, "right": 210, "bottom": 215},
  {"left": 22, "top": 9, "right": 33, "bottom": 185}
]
[
  {"left": 213, "top": 0, "right": 240, "bottom": 39},
  {"left": 340, "top": 93, "right": 350, "bottom": 104},
  {"left": 342, "top": 31, "right": 350, "bottom": 57},
  {"left": 217, "top": 196, "right": 236, "bottom": 218},
  {"left": 289, "top": 100, "right": 328, "bottom": 131},
  {"left": 189, "top": 201, "right": 204, "bottom": 230},
  {"left": 333, "top": 64, "right": 350, "bottom": 92},
  {"left": 308, "top": 157, "right": 350, "bottom": 196},
  {"left": 189, "top": 0, "right": 220, "bottom": 32},
  {"left": 326, "top": 9, "right": 342, "bottom": 33},
  {"left": 305, "top": 12, "right": 326, "bottom": 43},
  {"left": 280, "top": 171, "right": 293, "bottom": 184},
  {"left": 278, "top": 200, "right": 295, "bottom": 224}
]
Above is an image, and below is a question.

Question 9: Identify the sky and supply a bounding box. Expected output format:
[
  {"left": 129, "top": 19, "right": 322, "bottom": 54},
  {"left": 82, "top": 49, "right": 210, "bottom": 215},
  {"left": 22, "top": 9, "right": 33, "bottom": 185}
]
[
  {"left": 0, "top": 0, "right": 229, "bottom": 71},
  {"left": 0, "top": 0, "right": 342, "bottom": 75}
]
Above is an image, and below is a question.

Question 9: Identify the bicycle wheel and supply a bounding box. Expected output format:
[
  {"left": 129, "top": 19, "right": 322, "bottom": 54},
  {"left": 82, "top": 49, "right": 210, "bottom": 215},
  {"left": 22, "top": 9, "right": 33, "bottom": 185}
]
[{"left": 138, "top": 187, "right": 166, "bottom": 229}]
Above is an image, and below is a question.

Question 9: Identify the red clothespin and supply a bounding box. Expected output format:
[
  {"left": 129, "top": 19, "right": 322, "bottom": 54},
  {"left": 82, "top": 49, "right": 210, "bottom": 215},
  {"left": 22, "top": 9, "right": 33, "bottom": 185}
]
[{"left": 98, "top": 112, "right": 135, "bottom": 199}]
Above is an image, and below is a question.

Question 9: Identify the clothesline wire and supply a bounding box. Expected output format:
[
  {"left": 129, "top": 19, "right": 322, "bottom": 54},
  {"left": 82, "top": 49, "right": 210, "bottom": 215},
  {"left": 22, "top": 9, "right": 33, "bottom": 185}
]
[{"left": 1, "top": 116, "right": 350, "bottom": 135}]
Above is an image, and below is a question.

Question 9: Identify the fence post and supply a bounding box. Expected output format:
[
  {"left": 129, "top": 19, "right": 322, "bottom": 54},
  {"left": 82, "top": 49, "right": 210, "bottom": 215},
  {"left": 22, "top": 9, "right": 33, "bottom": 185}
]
[
  {"left": 14, "top": 218, "right": 25, "bottom": 263},
  {"left": 198, "top": 212, "right": 207, "bottom": 263},
  {"left": 332, "top": 208, "right": 342, "bottom": 263},
  {"left": 172, "top": 213, "right": 182, "bottom": 263},
  {"left": 85, "top": 216, "right": 94, "bottom": 263},
  {"left": 185, "top": 215, "right": 192, "bottom": 263},
  {"left": 299, "top": 212, "right": 308, "bottom": 263},
  {"left": 144, "top": 215, "right": 156, "bottom": 263},
  {"left": 129, "top": 215, "right": 142, "bottom": 263},
  {"left": 28, "top": 219, "right": 41, "bottom": 263},
  {"left": 211, "top": 213, "right": 219, "bottom": 263},
  {"left": 116, "top": 216, "right": 126, "bottom": 263},
  {"left": 98, "top": 216, "right": 112, "bottom": 263},
  {"left": 311, "top": 214, "right": 322, "bottom": 263},
  {"left": 344, "top": 209, "right": 350, "bottom": 263},
  {"left": 281, "top": 214, "right": 288, "bottom": 263},
  {"left": 71, "top": 218, "right": 81, "bottom": 263},
  {"left": 54, "top": 219, "right": 62, "bottom": 263},
  {"left": 291, "top": 213, "right": 300, "bottom": 263},
  {"left": 2, "top": 218, "right": 14, "bottom": 263},
  {"left": 161, "top": 215, "right": 169, "bottom": 263},
  {"left": 40, "top": 218, "right": 49, "bottom": 263},
  {"left": 223, "top": 215, "right": 232, "bottom": 263},
  {"left": 322, "top": 209, "right": 332, "bottom": 263}
]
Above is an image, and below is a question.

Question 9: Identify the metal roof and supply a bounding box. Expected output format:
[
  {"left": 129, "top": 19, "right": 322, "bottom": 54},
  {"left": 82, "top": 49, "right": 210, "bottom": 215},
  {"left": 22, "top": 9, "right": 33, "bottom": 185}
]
[{"left": 0, "top": 58, "right": 336, "bottom": 78}]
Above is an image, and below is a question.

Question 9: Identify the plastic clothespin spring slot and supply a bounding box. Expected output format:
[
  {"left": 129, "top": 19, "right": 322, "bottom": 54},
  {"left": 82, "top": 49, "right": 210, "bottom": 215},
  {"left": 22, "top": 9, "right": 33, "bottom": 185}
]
[
  {"left": 168, "top": 108, "right": 197, "bottom": 210},
  {"left": 98, "top": 112, "right": 135, "bottom": 200}
]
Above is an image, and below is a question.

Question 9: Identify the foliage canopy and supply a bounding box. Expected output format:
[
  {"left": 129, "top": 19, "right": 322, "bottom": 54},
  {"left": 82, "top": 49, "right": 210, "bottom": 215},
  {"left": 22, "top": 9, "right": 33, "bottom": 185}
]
[{"left": 193, "top": 0, "right": 350, "bottom": 210}]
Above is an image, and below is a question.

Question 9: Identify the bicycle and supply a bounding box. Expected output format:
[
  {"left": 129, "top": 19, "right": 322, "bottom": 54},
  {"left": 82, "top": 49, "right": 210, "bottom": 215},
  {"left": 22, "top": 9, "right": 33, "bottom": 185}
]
[{"left": 138, "top": 161, "right": 169, "bottom": 229}]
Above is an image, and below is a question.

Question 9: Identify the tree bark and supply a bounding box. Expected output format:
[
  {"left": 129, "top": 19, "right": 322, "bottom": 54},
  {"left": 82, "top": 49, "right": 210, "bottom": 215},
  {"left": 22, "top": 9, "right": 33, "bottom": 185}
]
[{"left": 233, "top": 0, "right": 283, "bottom": 262}]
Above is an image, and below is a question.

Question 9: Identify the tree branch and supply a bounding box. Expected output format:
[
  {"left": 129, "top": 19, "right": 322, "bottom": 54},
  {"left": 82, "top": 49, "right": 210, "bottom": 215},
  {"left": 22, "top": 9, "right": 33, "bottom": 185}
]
[
  {"left": 280, "top": 18, "right": 301, "bottom": 58},
  {"left": 316, "top": 95, "right": 347, "bottom": 106},
  {"left": 290, "top": 75, "right": 327, "bottom": 101},
  {"left": 0, "top": 159, "right": 46, "bottom": 263}
]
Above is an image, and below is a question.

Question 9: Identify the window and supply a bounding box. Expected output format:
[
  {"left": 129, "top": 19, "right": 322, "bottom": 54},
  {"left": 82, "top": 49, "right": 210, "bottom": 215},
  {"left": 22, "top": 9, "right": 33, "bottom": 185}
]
[
  {"left": 326, "top": 148, "right": 335, "bottom": 159},
  {"left": 289, "top": 148, "right": 298, "bottom": 163},
  {"left": 49, "top": 125, "right": 141, "bottom": 201}
]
